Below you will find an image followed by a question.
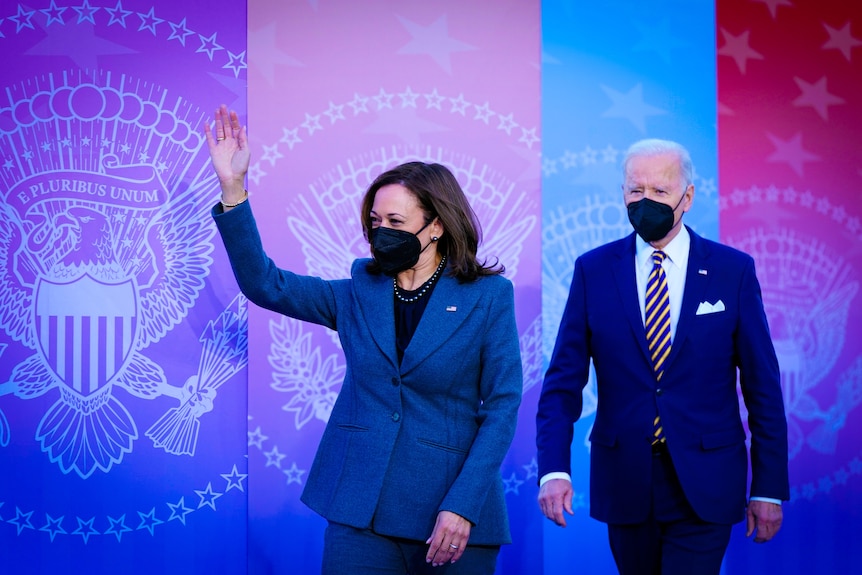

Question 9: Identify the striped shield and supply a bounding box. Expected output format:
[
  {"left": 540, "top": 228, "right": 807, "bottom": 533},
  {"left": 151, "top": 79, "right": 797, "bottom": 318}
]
[{"left": 34, "top": 274, "right": 138, "bottom": 396}]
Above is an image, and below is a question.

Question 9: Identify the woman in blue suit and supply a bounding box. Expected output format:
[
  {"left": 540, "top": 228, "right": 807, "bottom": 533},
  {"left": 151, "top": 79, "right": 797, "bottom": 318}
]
[{"left": 206, "top": 106, "right": 522, "bottom": 574}]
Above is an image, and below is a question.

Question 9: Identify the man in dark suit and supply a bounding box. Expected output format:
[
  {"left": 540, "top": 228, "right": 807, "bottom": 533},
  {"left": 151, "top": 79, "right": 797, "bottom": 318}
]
[{"left": 536, "top": 139, "right": 789, "bottom": 574}]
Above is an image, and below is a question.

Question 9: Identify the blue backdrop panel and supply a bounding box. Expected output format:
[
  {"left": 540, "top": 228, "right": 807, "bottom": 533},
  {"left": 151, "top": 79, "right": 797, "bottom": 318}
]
[{"left": 540, "top": 1, "right": 718, "bottom": 572}]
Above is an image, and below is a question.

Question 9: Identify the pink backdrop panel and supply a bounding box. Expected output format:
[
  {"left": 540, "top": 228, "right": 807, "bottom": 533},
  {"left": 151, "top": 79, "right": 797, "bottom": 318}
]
[{"left": 244, "top": 1, "right": 541, "bottom": 572}]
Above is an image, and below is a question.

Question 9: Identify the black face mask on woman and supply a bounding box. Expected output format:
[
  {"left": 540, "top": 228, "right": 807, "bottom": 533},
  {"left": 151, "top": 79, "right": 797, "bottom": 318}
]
[
  {"left": 627, "top": 195, "right": 685, "bottom": 243},
  {"left": 369, "top": 220, "right": 433, "bottom": 276}
]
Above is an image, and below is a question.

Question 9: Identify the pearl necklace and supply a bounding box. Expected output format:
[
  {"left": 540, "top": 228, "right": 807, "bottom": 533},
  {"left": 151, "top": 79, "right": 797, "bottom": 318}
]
[{"left": 394, "top": 256, "right": 447, "bottom": 303}]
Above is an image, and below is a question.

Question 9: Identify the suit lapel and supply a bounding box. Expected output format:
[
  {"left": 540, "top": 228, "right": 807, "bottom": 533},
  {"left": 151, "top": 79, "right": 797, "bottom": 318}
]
[
  {"left": 353, "top": 265, "right": 399, "bottom": 369},
  {"left": 612, "top": 233, "right": 654, "bottom": 367},
  {"left": 399, "top": 274, "right": 480, "bottom": 376},
  {"left": 665, "top": 228, "right": 711, "bottom": 371}
]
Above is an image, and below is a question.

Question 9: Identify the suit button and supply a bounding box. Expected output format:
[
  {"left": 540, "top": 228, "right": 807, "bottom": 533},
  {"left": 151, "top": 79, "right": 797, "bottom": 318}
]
[
  {"left": 391, "top": 377, "right": 399, "bottom": 386},
  {"left": 392, "top": 412, "right": 400, "bottom": 422},
  {"left": 656, "top": 388, "right": 663, "bottom": 396}
]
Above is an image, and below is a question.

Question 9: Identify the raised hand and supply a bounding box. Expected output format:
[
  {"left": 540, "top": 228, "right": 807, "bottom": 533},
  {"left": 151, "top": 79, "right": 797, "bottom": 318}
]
[{"left": 204, "top": 104, "right": 250, "bottom": 203}]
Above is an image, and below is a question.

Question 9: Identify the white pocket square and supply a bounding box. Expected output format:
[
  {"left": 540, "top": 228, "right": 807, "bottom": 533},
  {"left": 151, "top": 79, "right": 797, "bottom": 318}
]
[{"left": 696, "top": 300, "right": 725, "bottom": 315}]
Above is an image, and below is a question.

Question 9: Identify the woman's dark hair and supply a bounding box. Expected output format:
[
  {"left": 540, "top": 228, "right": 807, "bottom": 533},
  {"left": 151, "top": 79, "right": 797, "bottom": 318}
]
[{"left": 360, "top": 161, "right": 504, "bottom": 282}]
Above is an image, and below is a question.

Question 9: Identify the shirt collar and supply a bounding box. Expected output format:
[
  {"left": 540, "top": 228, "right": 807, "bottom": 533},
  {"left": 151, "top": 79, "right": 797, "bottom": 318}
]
[{"left": 635, "top": 224, "right": 690, "bottom": 270}]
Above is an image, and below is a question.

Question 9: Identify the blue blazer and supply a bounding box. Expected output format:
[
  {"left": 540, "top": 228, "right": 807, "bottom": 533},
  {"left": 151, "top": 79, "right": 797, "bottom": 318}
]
[
  {"left": 214, "top": 202, "right": 523, "bottom": 544},
  {"left": 537, "top": 228, "right": 789, "bottom": 525}
]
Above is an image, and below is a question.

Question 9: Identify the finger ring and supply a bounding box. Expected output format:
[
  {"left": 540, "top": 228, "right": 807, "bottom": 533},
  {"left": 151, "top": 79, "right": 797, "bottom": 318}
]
[
  {"left": 449, "top": 544, "right": 458, "bottom": 549},
  {"left": 217, "top": 137, "right": 225, "bottom": 141}
]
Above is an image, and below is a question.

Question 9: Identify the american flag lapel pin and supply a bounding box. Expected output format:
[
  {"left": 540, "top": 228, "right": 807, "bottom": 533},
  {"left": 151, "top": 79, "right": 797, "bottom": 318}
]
[{"left": 446, "top": 305, "right": 457, "bottom": 312}]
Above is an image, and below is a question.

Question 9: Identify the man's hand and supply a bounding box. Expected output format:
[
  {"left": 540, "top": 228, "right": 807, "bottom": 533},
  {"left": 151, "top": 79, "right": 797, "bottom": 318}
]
[
  {"left": 746, "top": 500, "right": 783, "bottom": 543},
  {"left": 538, "top": 478, "right": 574, "bottom": 527}
]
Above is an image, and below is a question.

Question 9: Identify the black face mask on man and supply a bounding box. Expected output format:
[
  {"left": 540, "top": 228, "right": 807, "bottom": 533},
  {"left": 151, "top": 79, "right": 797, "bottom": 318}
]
[
  {"left": 369, "top": 219, "right": 433, "bottom": 276},
  {"left": 627, "top": 195, "right": 685, "bottom": 243}
]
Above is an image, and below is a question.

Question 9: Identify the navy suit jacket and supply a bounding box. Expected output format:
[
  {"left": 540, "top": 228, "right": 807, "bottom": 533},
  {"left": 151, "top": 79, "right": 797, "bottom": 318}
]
[
  {"left": 214, "top": 201, "right": 523, "bottom": 544},
  {"left": 537, "top": 227, "right": 789, "bottom": 525}
]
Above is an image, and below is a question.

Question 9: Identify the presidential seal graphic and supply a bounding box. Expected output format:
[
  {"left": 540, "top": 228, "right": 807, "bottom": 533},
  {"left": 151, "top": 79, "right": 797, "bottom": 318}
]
[
  {"left": 722, "top": 186, "right": 862, "bottom": 501},
  {"left": 0, "top": 71, "right": 246, "bottom": 481}
]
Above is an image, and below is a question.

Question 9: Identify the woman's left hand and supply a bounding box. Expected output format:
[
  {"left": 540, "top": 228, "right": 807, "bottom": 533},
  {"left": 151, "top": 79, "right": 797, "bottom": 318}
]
[
  {"left": 425, "top": 510, "right": 471, "bottom": 566},
  {"left": 204, "top": 104, "right": 249, "bottom": 201}
]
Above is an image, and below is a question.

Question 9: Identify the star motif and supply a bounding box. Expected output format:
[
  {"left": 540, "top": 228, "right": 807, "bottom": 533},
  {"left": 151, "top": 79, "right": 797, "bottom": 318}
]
[
  {"left": 248, "top": 426, "right": 269, "bottom": 448},
  {"left": 81, "top": 136, "right": 92, "bottom": 146},
  {"left": 822, "top": 22, "right": 862, "bottom": 62},
  {"left": 473, "top": 102, "right": 494, "bottom": 124},
  {"left": 581, "top": 146, "right": 597, "bottom": 165},
  {"left": 168, "top": 17, "right": 195, "bottom": 47},
  {"left": 261, "top": 143, "right": 283, "bottom": 166},
  {"left": 248, "top": 21, "right": 303, "bottom": 85},
  {"left": 324, "top": 101, "right": 345, "bottom": 123},
  {"left": 519, "top": 127, "right": 539, "bottom": 149},
  {"left": 3, "top": 158, "right": 14, "bottom": 169},
  {"left": 197, "top": 32, "right": 224, "bottom": 61},
  {"left": 300, "top": 113, "right": 322, "bottom": 136},
  {"left": 264, "top": 445, "right": 287, "bottom": 468},
  {"left": 120, "top": 142, "right": 131, "bottom": 153},
  {"left": 137, "top": 151, "right": 149, "bottom": 162},
  {"left": 765, "top": 132, "right": 821, "bottom": 176},
  {"left": 631, "top": 18, "right": 686, "bottom": 64},
  {"left": 223, "top": 50, "right": 247, "bottom": 78},
  {"left": 105, "top": 0, "right": 132, "bottom": 28},
  {"left": 195, "top": 482, "right": 224, "bottom": 511},
  {"left": 601, "top": 145, "right": 619, "bottom": 163},
  {"left": 39, "top": 514, "right": 67, "bottom": 542},
  {"left": 718, "top": 28, "right": 764, "bottom": 74},
  {"left": 23, "top": 20, "right": 135, "bottom": 70},
  {"left": 22, "top": 149, "right": 34, "bottom": 161},
  {"left": 41, "top": 142, "right": 52, "bottom": 152},
  {"left": 105, "top": 514, "right": 133, "bottom": 542},
  {"left": 497, "top": 112, "right": 517, "bottom": 135},
  {"left": 280, "top": 127, "right": 302, "bottom": 149},
  {"left": 522, "top": 458, "right": 538, "bottom": 480},
  {"left": 373, "top": 88, "right": 394, "bottom": 111},
  {"left": 751, "top": 0, "right": 793, "bottom": 19},
  {"left": 502, "top": 472, "right": 524, "bottom": 495},
  {"left": 572, "top": 491, "right": 587, "bottom": 510},
  {"left": 560, "top": 150, "right": 578, "bottom": 169},
  {"left": 9, "top": 5, "right": 36, "bottom": 33},
  {"left": 792, "top": 76, "right": 844, "bottom": 120},
  {"left": 600, "top": 83, "right": 667, "bottom": 133},
  {"left": 73, "top": 0, "right": 100, "bottom": 25},
  {"left": 167, "top": 497, "right": 194, "bottom": 525},
  {"left": 137, "top": 7, "right": 164, "bottom": 36},
  {"left": 396, "top": 15, "right": 476, "bottom": 74},
  {"left": 137, "top": 507, "right": 164, "bottom": 536},
  {"left": 398, "top": 87, "right": 420, "bottom": 108},
  {"left": 542, "top": 157, "right": 558, "bottom": 177},
  {"left": 348, "top": 93, "right": 369, "bottom": 115},
  {"left": 41, "top": 1, "right": 68, "bottom": 26},
  {"left": 283, "top": 462, "right": 306, "bottom": 485},
  {"left": 248, "top": 162, "right": 267, "bottom": 186},
  {"left": 424, "top": 88, "right": 446, "bottom": 110},
  {"left": 449, "top": 93, "right": 469, "bottom": 115},
  {"left": 221, "top": 464, "right": 248, "bottom": 492},
  {"left": 72, "top": 516, "right": 99, "bottom": 544}
]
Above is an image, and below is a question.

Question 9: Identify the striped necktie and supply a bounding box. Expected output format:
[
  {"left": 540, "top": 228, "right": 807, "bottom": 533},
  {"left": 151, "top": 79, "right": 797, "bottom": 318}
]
[{"left": 645, "top": 250, "right": 670, "bottom": 444}]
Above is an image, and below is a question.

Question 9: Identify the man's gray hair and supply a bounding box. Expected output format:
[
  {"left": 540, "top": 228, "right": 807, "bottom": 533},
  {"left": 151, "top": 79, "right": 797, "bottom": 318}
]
[{"left": 622, "top": 139, "right": 694, "bottom": 188}]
